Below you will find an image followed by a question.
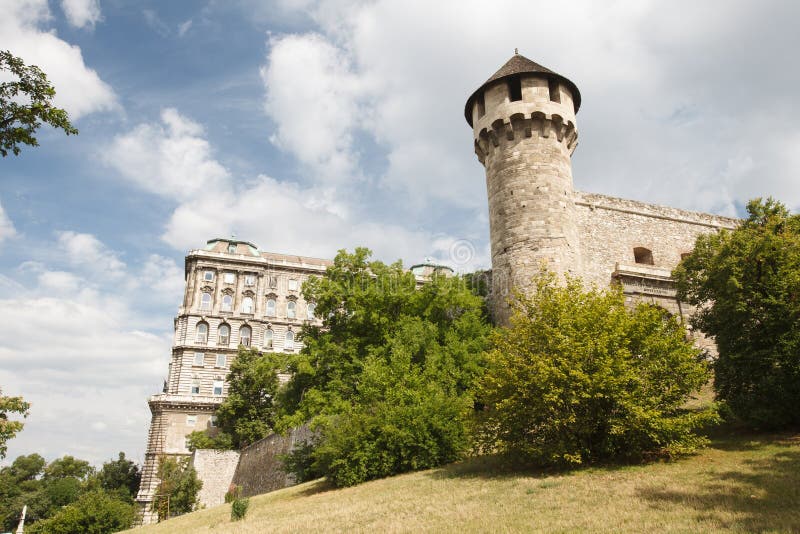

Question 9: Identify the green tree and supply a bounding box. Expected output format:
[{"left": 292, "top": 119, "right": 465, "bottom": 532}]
[
  {"left": 0, "top": 454, "right": 45, "bottom": 530},
  {"left": 674, "top": 198, "right": 800, "bottom": 428},
  {"left": 185, "top": 429, "right": 234, "bottom": 452},
  {"left": 151, "top": 456, "right": 202, "bottom": 521},
  {"left": 1, "top": 50, "right": 78, "bottom": 157},
  {"left": 214, "top": 347, "right": 283, "bottom": 448},
  {"left": 0, "top": 388, "right": 30, "bottom": 459},
  {"left": 28, "top": 490, "right": 134, "bottom": 534},
  {"left": 94, "top": 452, "right": 141, "bottom": 503},
  {"left": 477, "top": 272, "right": 715, "bottom": 467},
  {"left": 280, "top": 248, "right": 491, "bottom": 486}
]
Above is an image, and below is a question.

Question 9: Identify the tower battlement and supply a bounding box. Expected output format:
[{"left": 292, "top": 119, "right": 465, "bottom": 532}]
[{"left": 474, "top": 112, "right": 578, "bottom": 164}]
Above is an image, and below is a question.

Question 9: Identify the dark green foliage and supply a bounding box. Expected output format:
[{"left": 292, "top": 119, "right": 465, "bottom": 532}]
[
  {"left": 278, "top": 248, "right": 491, "bottom": 486},
  {"left": 28, "top": 490, "right": 134, "bottom": 534},
  {"left": 0, "top": 453, "right": 137, "bottom": 532},
  {"left": 186, "top": 429, "right": 234, "bottom": 452},
  {"left": 674, "top": 198, "right": 800, "bottom": 429},
  {"left": 230, "top": 496, "right": 249, "bottom": 521},
  {"left": 215, "top": 347, "right": 283, "bottom": 448},
  {"left": 95, "top": 452, "right": 141, "bottom": 503},
  {"left": 0, "top": 387, "right": 29, "bottom": 458},
  {"left": 478, "top": 272, "right": 715, "bottom": 467},
  {"left": 0, "top": 50, "right": 78, "bottom": 157},
  {"left": 152, "top": 456, "right": 202, "bottom": 521}
]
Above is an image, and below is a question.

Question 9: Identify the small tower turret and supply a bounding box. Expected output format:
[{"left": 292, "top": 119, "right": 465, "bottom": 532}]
[{"left": 465, "top": 52, "right": 582, "bottom": 324}]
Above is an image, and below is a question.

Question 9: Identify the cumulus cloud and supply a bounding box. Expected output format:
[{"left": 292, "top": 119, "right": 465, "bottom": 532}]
[
  {"left": 0, "top": 200, "right": 17, "bottom": 244},
  {"left": 103, "top": 108, "right": 484, "bottom": 269},
  {"left": 60, "top": 0, "right": 102, "bottom": 29},
  {"left": 1, "top": 0, "right": 117, "bottom": 119},
  {"left": 57, "top": 231, "right": 127, "bottom": 279},
  {"left": 0, "top": 234, "right": 180, "bottom": 465},
  {"left": 103, "top": 108, "right": 230, "bottom": 201},
  {"left": 260, "top": 0, "right": 800, "bottom": 219}
]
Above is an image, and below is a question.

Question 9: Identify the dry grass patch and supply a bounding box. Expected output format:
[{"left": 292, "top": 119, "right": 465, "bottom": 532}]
[{"left": 134, "top": 433, "right": 800, "bottom": 533}]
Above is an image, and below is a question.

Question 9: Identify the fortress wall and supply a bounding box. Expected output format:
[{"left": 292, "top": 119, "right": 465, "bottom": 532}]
[
  {"left": 231, "top": 426, "right": 314, "bottom": 498},
  {"left": 191, "top": 449, "right": 241, "bottom": 508},
  {"left": 574, "top": 191, "right": 737, "bottom": 289}
]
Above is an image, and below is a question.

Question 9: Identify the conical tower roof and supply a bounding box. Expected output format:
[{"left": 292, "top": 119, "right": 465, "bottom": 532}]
[{"left": 464, "top": 52, "right": 581, "bottom": 126}]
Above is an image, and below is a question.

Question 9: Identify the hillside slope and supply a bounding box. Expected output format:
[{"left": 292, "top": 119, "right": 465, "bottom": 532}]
[{"left": 135, "top": 434, "right": 800, "bottom": 533}]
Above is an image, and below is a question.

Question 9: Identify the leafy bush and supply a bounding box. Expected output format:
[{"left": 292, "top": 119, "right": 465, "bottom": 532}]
[
  {"left": 674, "top": 198, "right": 800, "bottom": 429},
  {"left": 477, "top": 272, "right": 716, "bottom": 467},
  {"left": 276, "top": 248, "right": 491, "bottom": 486},
  {"left": 230, "top": 497, "right": 249, "bottom": 521},
  {"left": 151, "top": 456, "right": 202, "bottom": 521},
  {"left": 28, "top": 490, "right": 134, "bottom": 534}
]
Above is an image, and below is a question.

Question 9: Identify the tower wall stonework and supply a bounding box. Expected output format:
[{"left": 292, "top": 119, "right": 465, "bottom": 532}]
[{"left": 472, "top": 74, "right": 581, "bottom": 324}]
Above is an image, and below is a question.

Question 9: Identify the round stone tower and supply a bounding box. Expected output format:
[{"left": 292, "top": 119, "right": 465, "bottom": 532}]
[{"left": 465, "top": 52, "right": 582, "bottom": 324}]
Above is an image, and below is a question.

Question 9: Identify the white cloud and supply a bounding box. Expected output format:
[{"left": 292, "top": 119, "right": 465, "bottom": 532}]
[
  {"left": 61, "top": 0, "right": 102, "bottom": 29},
  {"left": 259, "top": 0, "right": 800, "bottom": 218},
  {"left": 178, "top": 18, "right": 193, "bottom": 37},
  {"left": 0, "top": 200, "right": 17, "bottom": 244},
  {"left": 57, "top": 231, "right": 127, "bottom": 279},
  {"left": 1, "top": 0, "right": 117, "bottom": 119},
  {"left": 0, "top": 233, "right": 179, "bottom": 465},
  {"left": 262, "top": 33, "right": 369, "bottom": 184},
  {"left": 102, "top": 108, "right": 230, "bottom": 201}
]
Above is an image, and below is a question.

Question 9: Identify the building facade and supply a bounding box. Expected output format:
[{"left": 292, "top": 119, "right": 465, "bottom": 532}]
[{"left": 135, "top": 238, "right": 331, "bottom": 523}]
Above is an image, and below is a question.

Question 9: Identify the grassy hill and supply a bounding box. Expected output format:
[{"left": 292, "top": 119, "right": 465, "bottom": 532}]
[{"left": 135, "top": 432, "right": 800, "bottom": 533}]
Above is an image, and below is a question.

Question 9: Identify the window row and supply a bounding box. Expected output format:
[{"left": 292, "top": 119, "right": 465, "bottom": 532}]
[
  {"left": 191, "top": 352, "right": 227, "bottom": 368},
  {"left": 190, "top": 377, "right": 225, "bottom": 396},
  {"left": 201, "top": 270, "right": 302, "bottom": 291},
  {"left": 194, "top": 322, "right": 295, "bottom": 350},
  {"left": 199, "top": 293, "right": 315, "bottom": 319}
]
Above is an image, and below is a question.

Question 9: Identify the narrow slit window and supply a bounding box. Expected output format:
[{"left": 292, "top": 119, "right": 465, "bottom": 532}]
[
  {"left": 548, "top": 79, "right": 561, "bottom": 103},
  {"left": 476, "top": 92, "right": 485, "bottom": 118},
  {"left": 508, "top": 76, "right": 522, "bottom": 102}
]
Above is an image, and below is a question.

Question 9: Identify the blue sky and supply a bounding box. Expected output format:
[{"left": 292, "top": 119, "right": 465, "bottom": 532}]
[{"left": 2, "top": 0, "right": 800, "bottom": 466}]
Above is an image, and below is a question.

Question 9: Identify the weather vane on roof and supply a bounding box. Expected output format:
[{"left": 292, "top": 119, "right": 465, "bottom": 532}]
[{"left": 514, "top": 47, "right": 518, "bottom": 55}]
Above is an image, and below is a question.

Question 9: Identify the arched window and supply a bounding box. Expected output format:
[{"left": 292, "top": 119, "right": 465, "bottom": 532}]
[
  {"left": 200, "top": 292, "right": 212, "bottom": 311},
  {"left": 634, "top": 247, "right": 654, "bottom": 265},
  {"left": 264, "top": 328, "right": 273, "bottom": 349},
  {"left": 195, "top": 322, "right": 208, "bottom": 344},
  {"left": 307, "top": 302, "right": 316, "bottom": 320},
  {"left": 242, "top": 296, "right": 254, "bottom": 314},
  {"left": 266, "top": 298, "right": 276, "bottom": 317},
  {"left": 221, "top": 294, "right": 233, "bottom": 312},
  {"left": 239, "top": 325, "right": 252, "bottom": 347},
  {"left": 285, "top": 330, "right": 294, "bottom": 351},
  {"left": 218, "top": 324, "right": 230, "bottom": 346},
  {"left": 287, "top": 301, "right": 296, "bottom": 319}
]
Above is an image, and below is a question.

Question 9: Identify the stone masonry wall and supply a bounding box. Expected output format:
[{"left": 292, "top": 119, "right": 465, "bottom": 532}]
[
  {"left": 191, "top": 450, "right": 241, "bottom": 508},
  {"left": 574, "top": 191, "right": 738, "bottom": 289},
  {"left": 231, "top": 426, "right": 314, "bottom": 498}
]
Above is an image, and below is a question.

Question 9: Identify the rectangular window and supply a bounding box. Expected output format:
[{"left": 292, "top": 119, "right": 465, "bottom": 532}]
[
  {"left": 203, "top": 270, "right": 214, "bottom": 282},
  {"left": 213, "top": 380, "right": 224, "bottom": 396},
  {"left": 210, "top": 415, "right": 218, "bottom": 427},
  {"left": 194, "top": 353, "right": 205, "bottom": 366},
  {"left": 224, "top": 272, "right": 236, "bottom": 284},
  {"left": 288, "top": 279, "right": 298, "bottom": 291},
  {"left": 244, "top": 274, "right": 256, "bottom": 286},
  {"left": 186, "top": 415, "right": 197, "bottom": 426},
  {"left": 191, "top": 380, "right": 200, "bottom": 395},
  {"left": 508, "top": 75, "right": 522, "bottom": 102},
  {"left": 548, "top": 79, "right": 561, "bottom": 103},
  {"left": 216, "top": 354, "right": 226, "bottom": 368},
  {"left": 185, "top": 437, "right": 191, "bottom": 451},
  {"left": 269, "top": 275, "right": 278, "bottom": 288}
]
